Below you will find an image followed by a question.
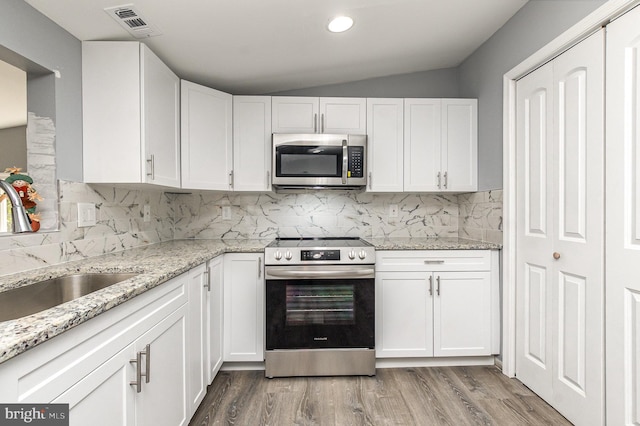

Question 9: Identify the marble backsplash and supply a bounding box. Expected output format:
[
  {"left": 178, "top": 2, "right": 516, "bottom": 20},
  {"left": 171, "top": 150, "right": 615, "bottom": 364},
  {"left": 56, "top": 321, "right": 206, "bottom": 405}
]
[
  {"left": 458, "top": 190, "right": 503, "bottom": 244},
  {"left": 171, "top": 191, "right": 461, "bottom": 240},
  {"left": 0, "top": 181, "right": 173, "bottom": 276},
  {"left": 0, "top": 182, "right": 502, "bottom": 277}
]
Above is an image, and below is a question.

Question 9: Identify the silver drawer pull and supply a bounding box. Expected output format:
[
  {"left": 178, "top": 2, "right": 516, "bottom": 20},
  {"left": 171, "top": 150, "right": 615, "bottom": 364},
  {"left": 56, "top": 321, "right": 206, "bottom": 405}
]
[{"left": 424, "top": 260, "right": 445, "bottom": 264}]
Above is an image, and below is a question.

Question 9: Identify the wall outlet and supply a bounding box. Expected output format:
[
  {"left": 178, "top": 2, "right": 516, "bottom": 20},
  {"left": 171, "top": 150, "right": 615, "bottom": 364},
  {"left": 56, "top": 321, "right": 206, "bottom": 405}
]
[
  {"left": 389, "top": 204, "right": 399, "bottom": 218},
  {"left": 222, "top": 206, "right": 232, "bottom": 220},
  {"left": 77, "top": 203, "right": 96, "bottom": 227},
  {"left": 143, "top": 204, "right": 151, "bottom": 222}
]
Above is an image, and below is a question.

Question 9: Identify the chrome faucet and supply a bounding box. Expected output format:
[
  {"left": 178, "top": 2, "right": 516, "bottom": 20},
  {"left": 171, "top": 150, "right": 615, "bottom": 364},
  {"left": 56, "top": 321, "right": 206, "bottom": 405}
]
[{"left": 0, "top": 179, "right": 33, "bottom": 233}]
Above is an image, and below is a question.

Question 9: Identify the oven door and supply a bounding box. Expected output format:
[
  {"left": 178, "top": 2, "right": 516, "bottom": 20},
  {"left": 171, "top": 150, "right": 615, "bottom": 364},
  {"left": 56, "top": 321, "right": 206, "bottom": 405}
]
[{"left": 265, "top": 265, "right": 375, "bottom": 350}]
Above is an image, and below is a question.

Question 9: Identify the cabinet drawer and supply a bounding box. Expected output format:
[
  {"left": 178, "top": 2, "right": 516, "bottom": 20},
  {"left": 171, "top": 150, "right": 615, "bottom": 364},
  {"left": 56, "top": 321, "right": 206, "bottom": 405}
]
[{"left": 376, "top": 250, "right": 491, "bottom": 272}]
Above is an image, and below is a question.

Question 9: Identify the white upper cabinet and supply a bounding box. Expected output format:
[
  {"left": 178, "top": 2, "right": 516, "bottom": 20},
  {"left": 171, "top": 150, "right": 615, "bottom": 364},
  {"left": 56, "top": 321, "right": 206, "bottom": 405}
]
[
  {"left": 181, "top": 80, "right": 233, "bottom": 190},
  {"left": 404, "top": 99, "right": 477, "bottom": 192},
  {"left": 366, "top": 98, "right": 404, "bottom": 192},
  {"left": 82, "top": 42, "right": 180, "bottom": 188},
  {"left": 233, "top": 96, "right": 272, "bottom": 191},
  {"left": 272, "top": 96, "right": 366, "bottom": 134}
]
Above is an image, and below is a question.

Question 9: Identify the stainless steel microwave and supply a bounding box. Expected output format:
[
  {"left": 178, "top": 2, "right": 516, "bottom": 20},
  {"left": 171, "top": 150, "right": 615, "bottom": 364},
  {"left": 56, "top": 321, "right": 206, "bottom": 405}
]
[{"left": 272, "top": 133, "right": 367, "bottom": 189}]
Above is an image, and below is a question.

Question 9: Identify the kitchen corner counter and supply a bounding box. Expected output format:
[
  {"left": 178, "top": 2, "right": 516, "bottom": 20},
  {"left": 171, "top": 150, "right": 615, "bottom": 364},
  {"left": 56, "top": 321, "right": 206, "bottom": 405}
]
[
  {"left": 0, "top": 239, "right": 269, "bottom": 364},
  {"left": 366, "top": 237, "right": 502, "bottom": 251}
]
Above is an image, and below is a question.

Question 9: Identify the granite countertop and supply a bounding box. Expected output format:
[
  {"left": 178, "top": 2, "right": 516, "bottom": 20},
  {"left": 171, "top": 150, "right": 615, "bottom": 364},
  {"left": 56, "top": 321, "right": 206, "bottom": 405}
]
[
  {"left": 0, "top": 239, "right": 268, "bottom": 364},
  {"left": 0, "top": 237, "right": 501, "bottom": 364},
  {"left": 367, "top": 237, "right": 502, "bottom": 251}
]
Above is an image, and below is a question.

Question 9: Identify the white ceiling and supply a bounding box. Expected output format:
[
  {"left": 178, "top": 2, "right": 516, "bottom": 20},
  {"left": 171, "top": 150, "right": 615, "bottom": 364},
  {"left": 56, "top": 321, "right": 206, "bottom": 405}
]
[{"left": 24, "top": 0, "right": 528, "bottom": 94}]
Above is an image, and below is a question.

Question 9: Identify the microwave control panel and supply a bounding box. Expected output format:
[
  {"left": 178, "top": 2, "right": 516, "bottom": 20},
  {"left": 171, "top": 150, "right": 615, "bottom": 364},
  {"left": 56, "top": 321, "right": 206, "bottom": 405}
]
[{"left": 348, "top": 146, "right": 364, "bottom": 178}]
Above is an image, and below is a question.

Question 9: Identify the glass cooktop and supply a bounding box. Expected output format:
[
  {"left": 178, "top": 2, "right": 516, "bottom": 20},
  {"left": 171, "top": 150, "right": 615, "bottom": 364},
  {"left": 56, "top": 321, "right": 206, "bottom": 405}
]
[{"left": 267, "top": 237, "right": 372, "bottom": 248}]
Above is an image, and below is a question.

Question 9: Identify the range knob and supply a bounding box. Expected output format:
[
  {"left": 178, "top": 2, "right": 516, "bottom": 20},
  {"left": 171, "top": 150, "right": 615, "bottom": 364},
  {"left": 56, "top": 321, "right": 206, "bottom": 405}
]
[
  {"left": 285, "top": 250, "right": 293, "bottom": 260},
  {"left": 348, "top": 250, "right": 356, "bottom": 260},
  {"left": 274, "top": 251, "right": 282, "bottom": 261},
  {"left": 358, "top": 250, "right": 367, "bottom": 260}
]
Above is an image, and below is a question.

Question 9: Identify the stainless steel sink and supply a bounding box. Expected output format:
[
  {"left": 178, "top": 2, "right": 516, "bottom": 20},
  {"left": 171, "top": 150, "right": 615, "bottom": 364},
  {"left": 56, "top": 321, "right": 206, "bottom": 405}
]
[{"left": 0, "top": 273, "right": 138, "bottom": 322}]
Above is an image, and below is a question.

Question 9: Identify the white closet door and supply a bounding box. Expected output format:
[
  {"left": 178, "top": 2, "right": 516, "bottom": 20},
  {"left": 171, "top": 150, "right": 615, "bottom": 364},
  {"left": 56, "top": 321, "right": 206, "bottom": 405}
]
[
  {"left": 516, "top": 60, "right": 555, "bottom": 404},
  {"left": 516, "top": 30, "right": 604, "bottom": 426},
  {"left": 606, "top": 6, "right": 640, "bottom": 425},
  {"left": 551, "top": 30, "right": 604, "bottom": 426}
]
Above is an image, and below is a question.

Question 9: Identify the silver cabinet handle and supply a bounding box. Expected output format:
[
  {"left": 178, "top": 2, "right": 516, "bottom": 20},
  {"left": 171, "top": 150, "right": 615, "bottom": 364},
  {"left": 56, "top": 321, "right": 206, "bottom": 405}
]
[
  {"left": 130, "top": 351, "right": 143, "bottom": 393},
  {"left": 437, "top": 171, "right": 441, "bottom": 189},
  {"left": 321, "top": 113, "right": 325, "bottom": 133},
  {"left": 436, "top": 276, "right": 441, "bottom": 296},
  {"left": 314, "top": 113, "right": 318, "bottom": 133},
  {"left": 203, "top": 269, "right": 211, "bottom": 291},
  {"left": 146, "top": 154, "right": 155, "bottom": 180},
  {"left": 266, "top": 170, "right": 271, "bottom": 190},
  {"left": 443, "top": 171, "right": 448, "bottom": 189},
  {"left": 228, "top": 170, "right": 234, "bottom": 188},
  {"left": 424, "top": 260, "right": 445, "bottom": 264},
  {"left": 428, "top": 275, "right": 433, "bottom": 296},
  {"left": 258, "top": 257, "right": 262, "bottom": 279},
  {"left": 143, "top": 344, "right": 150, "bottom": 383},
  {"left": 368, "top": 172, "right": 372, "bottom": 190},
  {"left": 342, "top": 139, "right": 348, "bottom": 184},
  {"left": 129, "top": 344, "right": 150, "bottom": 392}
]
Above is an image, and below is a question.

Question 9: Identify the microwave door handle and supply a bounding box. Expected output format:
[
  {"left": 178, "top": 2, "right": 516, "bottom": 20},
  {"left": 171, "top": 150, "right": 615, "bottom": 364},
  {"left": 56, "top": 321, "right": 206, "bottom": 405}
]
[{"left": 342, "top": 139, "right": 348, "bottom": 184}]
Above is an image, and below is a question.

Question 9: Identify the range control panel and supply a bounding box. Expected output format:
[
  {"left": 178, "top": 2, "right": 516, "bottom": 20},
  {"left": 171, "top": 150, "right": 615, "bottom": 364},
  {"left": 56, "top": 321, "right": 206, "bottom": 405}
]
[{"left": 301, "top": 250, "right": 341, "bottom": 261}]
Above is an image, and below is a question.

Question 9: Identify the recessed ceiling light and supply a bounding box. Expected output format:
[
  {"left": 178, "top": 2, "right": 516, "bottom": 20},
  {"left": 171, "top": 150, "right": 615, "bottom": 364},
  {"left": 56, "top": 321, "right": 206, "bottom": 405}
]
[{"left": 327, "top": 16, "right": 354, "bottom": 33}]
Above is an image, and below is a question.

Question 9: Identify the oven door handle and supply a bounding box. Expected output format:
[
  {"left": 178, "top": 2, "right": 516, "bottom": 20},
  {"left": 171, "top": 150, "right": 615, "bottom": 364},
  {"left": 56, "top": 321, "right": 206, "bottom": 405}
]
[{"left": 265, "top": 267, "right": 374, "bottom": 280}]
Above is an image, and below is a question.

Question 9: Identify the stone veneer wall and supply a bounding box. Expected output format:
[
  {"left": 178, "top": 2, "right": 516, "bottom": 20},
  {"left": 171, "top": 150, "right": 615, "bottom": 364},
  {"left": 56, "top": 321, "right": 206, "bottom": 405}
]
[
  {"left": 0, "top": 181, "right": 173, "bottom": 276},
  {"left": 0, "top": 185, "right": 502, "bottom": 277}
]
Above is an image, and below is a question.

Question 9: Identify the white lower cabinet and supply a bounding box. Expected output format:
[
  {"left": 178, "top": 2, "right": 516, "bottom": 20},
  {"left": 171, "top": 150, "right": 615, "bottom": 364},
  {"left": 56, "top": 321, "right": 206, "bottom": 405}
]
[
  {"left": 0, "top": 271, "right": 193, "bottom": 426},
  {"left": 223, "top": 253, "right": 264, "bottom": 362},
  {"left": 375, "top": 250, "right": 498, "bottom": 359}
]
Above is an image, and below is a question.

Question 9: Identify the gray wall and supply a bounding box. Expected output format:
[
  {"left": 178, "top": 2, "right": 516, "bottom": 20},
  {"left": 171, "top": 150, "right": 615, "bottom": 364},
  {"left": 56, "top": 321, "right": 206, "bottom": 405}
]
[
  {"left": 0, "top": 0, "right": 82, "bottom": 182},
  {"left": 270, "top": 67, "right": 459, "bottom": 98},
  {"left": 458, "top": 0, "right": 606, "bottom": 191}
]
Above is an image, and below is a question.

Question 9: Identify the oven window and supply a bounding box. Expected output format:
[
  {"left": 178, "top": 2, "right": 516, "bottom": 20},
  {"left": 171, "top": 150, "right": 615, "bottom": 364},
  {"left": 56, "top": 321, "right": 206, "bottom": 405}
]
[
  {"left": 280, "top": 154, "right": 338, "bottom": 176},
  {"left": 276, "top": 145, "right": 342, "bottom": 177},
  {"left": 286, "top": 283, "right": 355, "bottom": 325}
]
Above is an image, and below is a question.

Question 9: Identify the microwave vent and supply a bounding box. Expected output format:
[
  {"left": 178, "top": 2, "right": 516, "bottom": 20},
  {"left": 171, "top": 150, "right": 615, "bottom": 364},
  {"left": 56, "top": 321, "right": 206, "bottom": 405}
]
[{"left": 104, "top": 4, "right": 162, "bottom": 38}]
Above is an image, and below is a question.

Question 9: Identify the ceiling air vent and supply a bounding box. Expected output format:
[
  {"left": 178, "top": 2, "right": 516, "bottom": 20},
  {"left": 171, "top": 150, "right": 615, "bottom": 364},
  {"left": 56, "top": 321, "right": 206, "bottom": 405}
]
[{"left": 104, "top": 4, "right": 162, "bottom": 38}]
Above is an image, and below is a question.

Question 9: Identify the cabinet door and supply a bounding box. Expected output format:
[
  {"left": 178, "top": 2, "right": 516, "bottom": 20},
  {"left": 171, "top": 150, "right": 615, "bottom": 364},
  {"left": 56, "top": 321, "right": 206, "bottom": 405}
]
[
  {"left": 181, "top": 80, "right": 233, "bottom": 190},
  {"left": 404, "top": 99, "right": 441, "bottom": 191},
  {"left": 206, "top": 256, "right": 224, "bottom": 383},
  {"left": 233, "top": 96, "right": 272, "bottom": 191},
  {"left": 223, "top": 253, "right": 264, "bottom": 362},
  {"left": 53, "top": 343, "right": 136, "bottom": 426},
  {"left": 366, "top": 98, "right": 404, "bottom": 192},
  {"left": 272, "top": 96, "right": 319, "bottom": 133},
  {"left": 441, "top": 99, "right": 477, "bottom": 192},
  {"left": 320, "top": 97, "right": 366, "bottom": 134},
  {"left": 82, "top": 41, "right": 142, "bottom": 183},
  {"left": 141, "top": 44, "right": 181, "bottom": 188},
  {"left": 375, "top": 271, "right": 433, "bottom": 358},
  {"left": 433, "top": 271, "right": 491, "bottom": 356},
  {"left": 606, "top": 7, "right": 640, "bottom": 426},
  {"left": 135, "top": 305, "right": 189, "bottom": 426},
  {"left": 186, "top": 263, "right": 207, "bottom": 415}
]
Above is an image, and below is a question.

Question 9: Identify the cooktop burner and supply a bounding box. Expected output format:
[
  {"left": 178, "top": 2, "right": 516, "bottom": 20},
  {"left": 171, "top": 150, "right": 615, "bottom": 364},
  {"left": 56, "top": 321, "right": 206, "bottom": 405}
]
[{"left": 265, "top": 237, "right": 375, "bottom": 265}]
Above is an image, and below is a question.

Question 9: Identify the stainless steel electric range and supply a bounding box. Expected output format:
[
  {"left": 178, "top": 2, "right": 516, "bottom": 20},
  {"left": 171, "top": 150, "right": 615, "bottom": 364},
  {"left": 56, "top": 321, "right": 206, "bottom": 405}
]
[{"left": 264, "top": 237, "right": 376, "bottom": 378}]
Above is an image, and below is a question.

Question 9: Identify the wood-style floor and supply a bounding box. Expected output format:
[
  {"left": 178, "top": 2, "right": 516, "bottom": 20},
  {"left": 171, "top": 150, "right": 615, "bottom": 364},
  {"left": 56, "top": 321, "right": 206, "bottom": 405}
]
[{"left": 189, "top": 366, "right": 571, "bottom": 425}]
